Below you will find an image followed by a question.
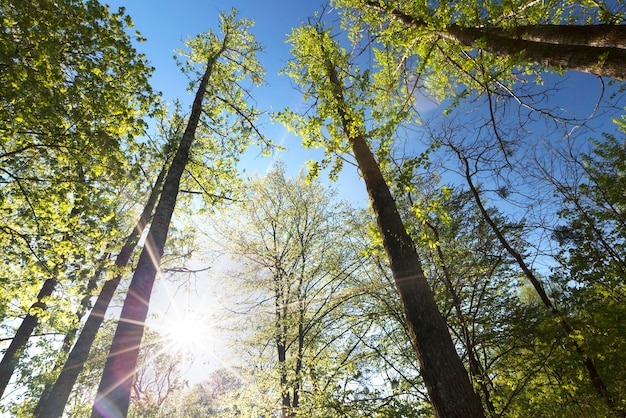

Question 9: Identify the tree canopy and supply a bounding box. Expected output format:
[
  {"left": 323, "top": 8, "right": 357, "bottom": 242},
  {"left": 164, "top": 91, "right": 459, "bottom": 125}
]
[{"left": 0, "top": 0, "right": 624, "bottom": 417}]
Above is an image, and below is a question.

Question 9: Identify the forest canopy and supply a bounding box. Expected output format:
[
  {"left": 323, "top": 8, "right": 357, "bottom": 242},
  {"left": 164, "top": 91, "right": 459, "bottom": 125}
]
[{"left": 0, "top": 0, "right": 624, "bottom": 417}]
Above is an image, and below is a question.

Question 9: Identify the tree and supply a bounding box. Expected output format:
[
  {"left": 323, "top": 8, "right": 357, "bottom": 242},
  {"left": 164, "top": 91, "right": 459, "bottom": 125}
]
[
  {"left": 127, "top": 329, "right": 188, "bottom": 417},
  {"left": 550, "top": 133, "right": 626, "bottom": 414},
  {"left": 91, "top": 10, "right": 265, "bottom": 417},
  {"left": 333, "top": 0, "right": 626, "bottom": 90},
  {"left": 278, "top": 22, "right": 484, "bottom": 417},
  {"left": 0, "top": 0, "right": 154, "bottom": 399},
  {"left": 33, "top": 136, "right": 173, "bottom": 417},
  {"left": 217, "top": 165, "right": 372, "bottom": 417}
]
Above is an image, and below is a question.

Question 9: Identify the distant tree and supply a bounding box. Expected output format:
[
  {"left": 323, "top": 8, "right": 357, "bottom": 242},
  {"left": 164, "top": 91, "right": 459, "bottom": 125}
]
[
  {"left": 550, "top": 133, "right": 626, "bottom": 414},
  {"left": 218, "top": 165, "right": 372, "bottom": 417},
  {"left": 127, "top": 330, "right": 188, "bottom": 418}
]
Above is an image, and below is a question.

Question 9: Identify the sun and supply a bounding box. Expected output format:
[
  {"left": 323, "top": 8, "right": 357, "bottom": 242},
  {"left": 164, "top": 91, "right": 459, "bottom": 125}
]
[
  {"left": 146, "top": 278, "right": 237, "bottom": 383},
  {"left": 159, "top": 309, "right": 213, "bottom": 358}
]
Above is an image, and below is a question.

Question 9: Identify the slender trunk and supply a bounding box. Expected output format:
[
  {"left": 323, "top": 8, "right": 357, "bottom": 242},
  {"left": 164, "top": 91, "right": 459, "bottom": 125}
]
[
  {"left": 33, "top": 264, "right": 103, "bottom": 415},
  {"left": 91, "top": 51, "right": 220, "bottom": 418},
  {"left": 34, "top": 160, "right": 168, "bottom": 418},
  {"left": 364, "top": 0, "right": 626, "bottom": 80},
  {"left": 456, "top": 152, "right": 623, "bottom": 416},
  {"left": 324, "top": 58, "right": 484, "bottom": 417},
  {"left": 0, "top": 166, "right": 89, "bottom": 399},
  {"left": 276, "top": 283, "right": 292, "bottom": 418},
  {"left": 0, "top": 277, "right": 58, "bottom": 397}
]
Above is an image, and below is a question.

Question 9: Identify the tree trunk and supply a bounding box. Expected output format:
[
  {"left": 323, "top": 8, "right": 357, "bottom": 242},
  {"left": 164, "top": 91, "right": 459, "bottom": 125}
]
[
  {"left": 34, "top": 160, "right": 168, "bottom": 418},
  {"left": 0, "top": 169, "right": 87, "bottom": 398},
  {"left": 324, "top": 59, "right": 485, "bottom": 417},
  {"left": 445, "top": 25, "right": 626, "bottom": 81},
  {"left": 33, "top": 264, "right": 103, "bottom": 415},
  {"left": 364, "top": 0, "right": 626, "bottom": 80},
  {"left": 90, "top": 52, "right": 219, "bottom": 418},
  {"left": 0, "top": 277, "right": 58, "bottom": 397}
]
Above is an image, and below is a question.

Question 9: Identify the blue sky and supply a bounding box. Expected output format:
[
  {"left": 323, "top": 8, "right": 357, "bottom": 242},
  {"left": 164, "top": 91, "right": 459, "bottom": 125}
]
[{"left": 103, "top": 0, "right": 372, "bottom": 203}]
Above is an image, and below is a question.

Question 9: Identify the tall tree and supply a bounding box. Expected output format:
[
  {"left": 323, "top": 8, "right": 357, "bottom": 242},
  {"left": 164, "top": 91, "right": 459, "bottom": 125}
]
[
  {"left": 0, "top": 0, "right": 154, "bottom": 399},
  {"left": 91, "top": 10, "right": 264, "bottom": 417},
  {"left": 550, "top": 133, "right": 626, "bottom": 414},
  {"left": 278, "top": 23, "right": 484, "bottom": 417},
  {"left": 333, "top": 0, "right": 626, "bottom": 86},
  {"left": 33, "top": 135, "right": 174, "bottom": 418}
]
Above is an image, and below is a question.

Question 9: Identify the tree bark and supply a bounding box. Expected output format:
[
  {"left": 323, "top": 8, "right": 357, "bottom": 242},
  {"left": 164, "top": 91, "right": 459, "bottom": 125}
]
[
  {"left": 90, "top": 49, "right": 221, "bottom": 418},
  {"left": 33, "top": 264, "right": 103, "bottom": 415},
  {"left": 34, "top": 159, "right": 168, "bottom": 418},
  {"left": 445, "top": 26, "right": 626, "bottom": 81},
  {"left": 364, "top": 0, "right": 626, "bottom": 80},
  {"left": 323, "top": 56, "right": 485, "bottom": 417}
]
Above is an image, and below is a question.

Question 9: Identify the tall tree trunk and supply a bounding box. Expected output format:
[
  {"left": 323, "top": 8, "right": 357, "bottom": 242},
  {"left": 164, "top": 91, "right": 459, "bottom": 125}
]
[
  {"left": 0, "top": 277, "right": 58, "bottom": 397},
  {"left": 455, "top": 150, "right": 623, "bottom": 417},
  {"left": 0, "top": 168, "right": 86, "bottom": 398},
  {"left": 91, "top": 52, "right": 220, "bottom": 418},
  {"left": 34, "top": 159, "right": 168, "bottom": 418},
  {"left": 364, "top": 0, "right": 626, "bottom": 80},
  {"left": 323, "top": 55, "right": 485, "bottom": 417},
  {"left": 33, "top": 264, "right": 103, "bottom": 415}
]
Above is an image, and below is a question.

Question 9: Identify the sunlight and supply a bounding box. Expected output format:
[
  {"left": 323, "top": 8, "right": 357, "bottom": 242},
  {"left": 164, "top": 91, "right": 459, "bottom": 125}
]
[{"left": 158, "top": 308, "right": 213, "bottom": 359}]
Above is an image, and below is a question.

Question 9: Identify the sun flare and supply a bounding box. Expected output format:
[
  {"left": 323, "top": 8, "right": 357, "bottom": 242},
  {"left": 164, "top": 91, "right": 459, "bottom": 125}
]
[
  {"left": 159, "top": 310, "right": 212, "bottom": 357},
  {"left": 163, "top": 312, "right": 211, "bottom": 354}
]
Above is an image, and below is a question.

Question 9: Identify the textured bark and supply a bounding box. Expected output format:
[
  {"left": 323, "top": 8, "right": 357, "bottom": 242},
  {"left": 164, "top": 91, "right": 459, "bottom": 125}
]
[
  {"left": 34, "top": 161, "right": 168, "bottom": 418},
  {"left": 445, "top": 26, "right": 626, "bottom": 80},
  {"left": 90, "top": 49, "right": 221, "bottom": 418},
  {"left": 482, "top": 25, "right": 626, "bottom": 49},
  {"left": 323, "top": 57, "right": 484, "bottom": 417},
  {"left": 364, "top": 0, "right": 626, "bottom": 80},
  {"left": 0, "top": 277, "right": 58, "bottom": 398}
]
